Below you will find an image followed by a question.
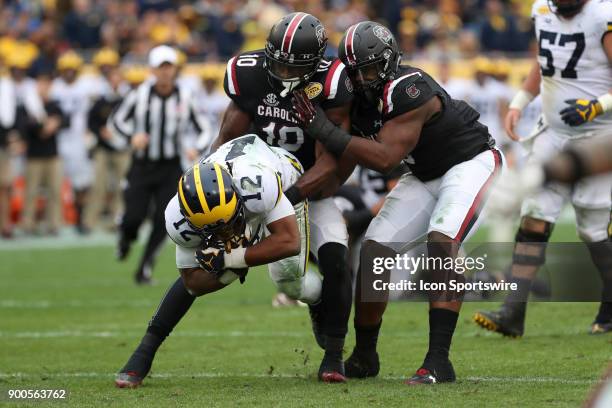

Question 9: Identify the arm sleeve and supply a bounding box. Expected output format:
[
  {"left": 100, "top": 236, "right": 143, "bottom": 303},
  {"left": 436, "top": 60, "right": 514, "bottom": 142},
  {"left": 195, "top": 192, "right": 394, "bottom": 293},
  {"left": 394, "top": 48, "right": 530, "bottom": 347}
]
[
  {"left": 381, "top": 73, "right": 436, "bottom": 121},
  {"left": 320, "top": 61, "right": 354, "bottom": 110},
  {"left": 240, "top": 165, "right": 288, "bottom": 215},
  {"left": 264, "top": 193, "right": 295, "bottom": 225},
  {"left": 223, "top": 56, "right": 251, "bottom": 112},
  {"left": 108, "top": 89, "right": 137, "bottom": 139},
  {"left": 597, "top": 1, "right": 612, "bottom": 42},
  {"left": 165, "top": 194, "right": 204, "bottom": 249}
]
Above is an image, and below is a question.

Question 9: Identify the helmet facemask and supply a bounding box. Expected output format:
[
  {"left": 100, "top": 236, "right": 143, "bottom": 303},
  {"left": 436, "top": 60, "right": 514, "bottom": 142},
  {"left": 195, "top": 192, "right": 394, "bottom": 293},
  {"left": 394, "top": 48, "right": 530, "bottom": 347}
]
[
  {"left": 347, "top": 49, "right": 399, "bottom": 103},
  {"left": 265, "top": 47, "right": 322, "bottom": 97}
]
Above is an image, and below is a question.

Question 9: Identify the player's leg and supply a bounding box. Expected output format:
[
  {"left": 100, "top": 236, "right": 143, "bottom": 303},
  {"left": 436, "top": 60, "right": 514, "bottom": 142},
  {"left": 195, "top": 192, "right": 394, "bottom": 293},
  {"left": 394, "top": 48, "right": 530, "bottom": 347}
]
[
  {"left": 407, "top": 148, "right": 503, "bottom": 385},
  {"left": 269, "top": 201, "right": 322, "bottom": 303},
  {"left": 117, "top": 162, "right": 153, "bottom": 260},
  {"left": 83, "top": 149, "right": 106, "bottom": 231},
  {"left": 346, "top": 173, "right": 436, "bottom": 378},
  {"left": 116, "top": 245, "right": 234, "bottom": 388},
  {"left": 308, "top": 197, "right": 351, "bottom": 381},
  {"left": 572, "top": 171, "right": 612, "bottom": 334},
  {"left": 21, "top": 159, "right": 43, "bottom": 233},
  {"left": 134, "top": 162, "right": 182, "bottom": 283},
  {"left": 475, "top": 130, "right": 566, "bottom": 337}
]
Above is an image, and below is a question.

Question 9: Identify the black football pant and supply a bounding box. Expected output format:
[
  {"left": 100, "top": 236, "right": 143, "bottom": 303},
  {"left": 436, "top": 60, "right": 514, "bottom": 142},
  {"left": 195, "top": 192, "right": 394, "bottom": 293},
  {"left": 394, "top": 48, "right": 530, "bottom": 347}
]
[{"left": 120, "top": 158, "right": 183, "bottom": 277}]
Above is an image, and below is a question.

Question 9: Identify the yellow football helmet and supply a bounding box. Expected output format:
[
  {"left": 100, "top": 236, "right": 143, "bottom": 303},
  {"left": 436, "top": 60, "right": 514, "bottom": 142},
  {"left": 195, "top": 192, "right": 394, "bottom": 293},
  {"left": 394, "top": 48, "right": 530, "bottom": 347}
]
[
  {"left": 92, "top": 47, "right": 120, "bottom": 67},
  {"left": 178, "top": 162, "right": 244, "bottom": 241},
  {"left": 57, "top": 51, "right": 84, "bottom": 71}
]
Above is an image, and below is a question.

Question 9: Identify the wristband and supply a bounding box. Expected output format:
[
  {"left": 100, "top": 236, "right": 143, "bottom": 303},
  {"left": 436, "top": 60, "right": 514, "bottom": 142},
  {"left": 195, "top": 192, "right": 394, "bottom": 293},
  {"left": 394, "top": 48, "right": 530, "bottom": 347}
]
[
  {"left": 284, "top": 185, "right": 302, "bottom": 206},
  {"left": 596, "top": 93, "right": 612, "bottom": 113},
  {"left": 509, "top": 90, "right": 535, "bottom": 111},
  {"left": 224, "top": 246, "right": 247, "bottom": 269},
  {"left": 306, "top": 106, "right": 352, "bottom": 157}
]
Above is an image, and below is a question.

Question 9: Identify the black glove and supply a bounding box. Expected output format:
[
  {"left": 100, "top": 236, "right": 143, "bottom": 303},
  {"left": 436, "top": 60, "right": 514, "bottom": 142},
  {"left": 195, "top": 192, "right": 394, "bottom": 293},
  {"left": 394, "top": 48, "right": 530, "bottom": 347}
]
[
  {"left": 559, "top": 99, "right": 602, "bottom": 127},
  {"left": 291, "top": 89, "right": 352, "bottom": 157},
  {"left": 195, "top": 247, "right": 225, "bottom": 275}
]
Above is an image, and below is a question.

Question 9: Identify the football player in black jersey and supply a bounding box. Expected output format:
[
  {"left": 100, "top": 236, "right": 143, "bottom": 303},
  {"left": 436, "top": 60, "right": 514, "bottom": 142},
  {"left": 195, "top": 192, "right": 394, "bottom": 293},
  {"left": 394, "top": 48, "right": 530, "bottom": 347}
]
[
  {"left": 115, "top": 13, "right": 355, "bottom": 386},
  {"left": 293, "top": 21, "right": 504, "bottom": 384}
]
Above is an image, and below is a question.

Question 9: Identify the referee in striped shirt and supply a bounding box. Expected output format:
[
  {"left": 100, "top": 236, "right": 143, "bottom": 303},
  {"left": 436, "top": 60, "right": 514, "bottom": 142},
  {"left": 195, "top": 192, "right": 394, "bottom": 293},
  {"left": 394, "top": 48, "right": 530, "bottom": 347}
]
[{"left": 110, "top": 45, "right": 210, "bottom": 284}]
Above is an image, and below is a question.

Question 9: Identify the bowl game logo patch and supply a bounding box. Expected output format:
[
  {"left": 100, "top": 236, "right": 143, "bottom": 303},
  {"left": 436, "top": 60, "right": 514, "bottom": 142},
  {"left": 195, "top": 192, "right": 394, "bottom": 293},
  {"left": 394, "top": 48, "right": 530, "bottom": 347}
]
[{"left": 305, "top": 82, "right": 323, "bottom": 99}]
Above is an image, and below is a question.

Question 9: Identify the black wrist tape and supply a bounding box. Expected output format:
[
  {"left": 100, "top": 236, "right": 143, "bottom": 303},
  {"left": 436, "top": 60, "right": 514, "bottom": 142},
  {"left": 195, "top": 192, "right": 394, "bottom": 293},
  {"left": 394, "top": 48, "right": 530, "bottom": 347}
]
[
  {"left": 306, "top": 106, "right": 352, "bottom": 157},
  {"left": 284, "top": 185, "right": 302, "bottom": 206}
]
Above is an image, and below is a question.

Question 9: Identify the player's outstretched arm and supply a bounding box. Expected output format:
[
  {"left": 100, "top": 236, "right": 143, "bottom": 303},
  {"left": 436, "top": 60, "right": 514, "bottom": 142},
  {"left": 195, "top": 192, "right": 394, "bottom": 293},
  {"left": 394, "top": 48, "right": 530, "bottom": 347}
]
[
  {"left": 293, "top": 89, "right": 435, "bottom": 174},
  {"left": 210, "top": 101, "right": 253, "bottom": 151},
  {"left": 505, "top": 61, "right": 541, "bottom": 141},
  {"left": 284, "top": 105, "right": 351, "bottom": 204},
  {"left": 559, "top": 33, "right": 612, "bottom": 127},
  {"left": 243, "top": 212, "right": 301, "bottom": 266}
]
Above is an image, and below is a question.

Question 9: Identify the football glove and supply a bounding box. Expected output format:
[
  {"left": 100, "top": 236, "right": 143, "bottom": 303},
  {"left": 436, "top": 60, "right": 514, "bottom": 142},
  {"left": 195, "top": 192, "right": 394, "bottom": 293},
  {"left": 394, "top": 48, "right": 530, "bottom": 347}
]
[
  {"left": 195, "top": 247, "right": 225, "bottom": 276},
  {"left": 291, "top": 89, "right": 317, "bottom": 126},
  {"left": 559, "top": 99, "right": 603, "bottom": 127}
]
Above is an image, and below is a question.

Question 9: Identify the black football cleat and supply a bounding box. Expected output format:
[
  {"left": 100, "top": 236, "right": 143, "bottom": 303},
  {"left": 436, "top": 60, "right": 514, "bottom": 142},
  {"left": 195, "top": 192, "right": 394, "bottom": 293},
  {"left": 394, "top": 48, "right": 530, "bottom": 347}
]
[
  {"left": 318, "top": 353, "right": 346, "bottom": 383},
  {"left": 405, "top": 359, "right": 455, "bottom": 385},
  {"left": 344, "top": 348, "right": 380, "bottom": 378},
  {"left": 308, "top": 302, "right": 326, "bottom": 349},
  {"left": 115, "top": 371, "right": 144, "bottom": 388},
  {"left": 473, "top": 304, "right": 525, "bottom": 338},
  {"left": 116, "top": 235, "right": 131, "bottom": 261}
]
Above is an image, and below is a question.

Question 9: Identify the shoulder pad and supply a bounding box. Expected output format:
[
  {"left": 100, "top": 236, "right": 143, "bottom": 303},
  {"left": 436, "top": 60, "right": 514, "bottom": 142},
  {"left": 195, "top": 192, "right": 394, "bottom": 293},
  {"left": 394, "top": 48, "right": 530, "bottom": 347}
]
[
  {"left": 165, "top": 195, "right": 203, "bottom": 248},
  {"left": 234, "top": 163, "right": 282, "bottom": 216},
  {"left": 381, "top": 71, "right": 435, "bottom": 120}
]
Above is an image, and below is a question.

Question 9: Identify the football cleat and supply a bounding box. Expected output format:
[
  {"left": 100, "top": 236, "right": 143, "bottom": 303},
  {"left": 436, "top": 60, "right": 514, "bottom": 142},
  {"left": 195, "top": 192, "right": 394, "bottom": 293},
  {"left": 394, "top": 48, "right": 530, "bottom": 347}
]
[
  {"left": 473, "top": 304, "right": 525, "bottom": 338},
  {"left": 344, "top": 349, "right": 380, "bottom": 378},
  {"left": 116, "top": 235, "right": 131, "bottom": 261},
  {"left": 115, "top": 371, "right": 144, "bottom": 388},
  {"left": 590, "top": 321, "right": 612, "bottom": 335},
  {"left": 308, "top": 302, "right": 326, "bottom": 349},
  {"left": 318, "top": 353, "right": 346, "bottom": 383},
  {"left": 405, "top": 360, "right": 456, "bottom": 385}
]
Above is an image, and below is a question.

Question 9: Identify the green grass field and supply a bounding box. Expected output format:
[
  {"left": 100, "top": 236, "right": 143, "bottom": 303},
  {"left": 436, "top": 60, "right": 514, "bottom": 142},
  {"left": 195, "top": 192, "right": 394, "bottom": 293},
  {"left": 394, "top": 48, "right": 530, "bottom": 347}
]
[{"left": 1, "top": 221, "right": 611, "bottom": 407}]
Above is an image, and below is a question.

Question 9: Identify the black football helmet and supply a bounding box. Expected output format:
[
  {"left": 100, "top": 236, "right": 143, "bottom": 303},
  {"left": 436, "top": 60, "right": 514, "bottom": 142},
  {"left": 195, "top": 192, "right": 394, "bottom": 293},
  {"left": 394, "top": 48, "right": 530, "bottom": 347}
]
[
  {"left": 264, "top": 12, "right": 328, "bottom": 97},
  {"left": 548, "top": 0, "right": 587, "bottom": 17},
  {"left": 338, "top": 21, "right": 401, "bottom": 101}
]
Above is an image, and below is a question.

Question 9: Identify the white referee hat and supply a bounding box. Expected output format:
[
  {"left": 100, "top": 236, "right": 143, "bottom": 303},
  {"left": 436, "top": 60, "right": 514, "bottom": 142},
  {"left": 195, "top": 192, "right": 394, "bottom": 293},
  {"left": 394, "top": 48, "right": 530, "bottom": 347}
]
[{"left": 148, "top": 45, "right": 178, "bottom": 68}]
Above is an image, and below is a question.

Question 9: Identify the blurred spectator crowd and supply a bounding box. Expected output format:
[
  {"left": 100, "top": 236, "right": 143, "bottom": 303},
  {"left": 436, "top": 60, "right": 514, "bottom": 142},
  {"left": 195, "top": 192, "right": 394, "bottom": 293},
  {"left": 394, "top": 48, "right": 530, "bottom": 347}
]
[
  {"left": 0, "top": 0, "right": 538, "bottom": 239},
  {"left": 0, "top": 0, "right": 534, "bottom": 72}
]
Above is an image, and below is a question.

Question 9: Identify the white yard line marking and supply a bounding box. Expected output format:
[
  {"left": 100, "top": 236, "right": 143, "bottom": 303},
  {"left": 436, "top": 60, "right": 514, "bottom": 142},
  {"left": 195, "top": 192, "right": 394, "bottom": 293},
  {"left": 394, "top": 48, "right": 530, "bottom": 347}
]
[
  {"left": 0, "top": 330, "right": 306, "bottom": 338},
  {"left": 0, "top": 372, "right": 598, "bottom": 385}
]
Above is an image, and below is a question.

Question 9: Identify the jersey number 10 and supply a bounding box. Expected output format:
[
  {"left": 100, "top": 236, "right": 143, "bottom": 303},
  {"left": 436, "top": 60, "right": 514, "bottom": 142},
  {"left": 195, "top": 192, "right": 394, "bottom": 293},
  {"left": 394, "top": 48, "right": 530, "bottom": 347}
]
[{"left": 538, "top": 30, "right": 585, "bottom": 79}]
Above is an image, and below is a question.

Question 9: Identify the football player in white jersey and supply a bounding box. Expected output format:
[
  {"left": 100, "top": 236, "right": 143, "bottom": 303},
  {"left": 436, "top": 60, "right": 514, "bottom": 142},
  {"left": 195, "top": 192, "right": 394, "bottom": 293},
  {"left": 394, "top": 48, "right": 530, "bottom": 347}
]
[
  {"left": 115, "top": 135, "right": 322, "bottom": 388},
  {"left": 475, "top": 0, "right": 612, "bottom": 336},
  {"left": 50, "top": 51, "right": 96, "bottom": 234}
]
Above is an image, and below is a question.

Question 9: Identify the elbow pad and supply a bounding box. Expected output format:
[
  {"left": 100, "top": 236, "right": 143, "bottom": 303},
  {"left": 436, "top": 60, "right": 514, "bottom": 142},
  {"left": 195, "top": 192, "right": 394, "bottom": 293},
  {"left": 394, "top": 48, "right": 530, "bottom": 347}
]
[{"left": 306, "top": 106, "right": 352, "bottom": 158}]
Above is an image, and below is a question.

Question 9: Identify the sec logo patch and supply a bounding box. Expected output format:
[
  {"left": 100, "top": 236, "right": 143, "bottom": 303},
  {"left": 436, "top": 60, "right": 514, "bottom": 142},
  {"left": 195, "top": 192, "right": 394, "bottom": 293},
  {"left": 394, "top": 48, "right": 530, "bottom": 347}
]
[{"left": 304, "top": 82, "right": 323, "bottom": 99}]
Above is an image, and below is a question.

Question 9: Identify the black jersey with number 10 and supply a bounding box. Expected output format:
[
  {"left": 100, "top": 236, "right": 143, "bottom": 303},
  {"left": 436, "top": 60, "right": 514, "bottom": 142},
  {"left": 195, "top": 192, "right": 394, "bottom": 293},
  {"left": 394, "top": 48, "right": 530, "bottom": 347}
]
[{"left": 223, "top": 50, "right": 353, "bottom": 171}]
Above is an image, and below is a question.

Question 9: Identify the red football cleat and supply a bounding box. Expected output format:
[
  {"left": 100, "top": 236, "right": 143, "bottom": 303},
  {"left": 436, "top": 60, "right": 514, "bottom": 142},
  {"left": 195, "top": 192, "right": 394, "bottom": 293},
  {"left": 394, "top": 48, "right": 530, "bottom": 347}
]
[
  {"left": 115, "top": 371, "right": 144, "bottom": 388},
  {"left": 319, "top": 371, "right": 347, "bottom": 383}
]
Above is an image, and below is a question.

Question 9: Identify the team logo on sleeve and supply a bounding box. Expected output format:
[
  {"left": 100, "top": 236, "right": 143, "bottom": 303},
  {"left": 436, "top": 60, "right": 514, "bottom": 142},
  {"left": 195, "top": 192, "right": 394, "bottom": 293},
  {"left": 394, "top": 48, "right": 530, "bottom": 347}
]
[
  {"left": 315, "top": 25, "right": 327, "bottom": 46},
  {"left": 345, "top": 77, "right": 354, "bottom": 93},
  {"left": 406, "top": 84, "right": 420, "bottom": 98},
  {"left": 264, "top": 93, "right": 280, "bottom": 107},
  {"left": 304, "top": 82, "right": 323, "bottom": 99},
  {"left": 373, "top": 26, "right": 393, "bottom": 44}
]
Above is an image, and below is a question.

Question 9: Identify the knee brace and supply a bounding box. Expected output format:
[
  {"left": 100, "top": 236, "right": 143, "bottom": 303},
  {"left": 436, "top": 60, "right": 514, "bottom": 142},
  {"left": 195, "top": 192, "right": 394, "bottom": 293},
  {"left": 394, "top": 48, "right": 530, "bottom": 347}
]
[{"left": 512, "top": 225, "right": 552, "bottom": 266}]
